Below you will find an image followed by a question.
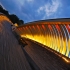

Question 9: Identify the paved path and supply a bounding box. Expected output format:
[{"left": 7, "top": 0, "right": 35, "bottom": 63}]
[
  {"left": 0, "top": 20, "right": 32, "bottom": 70},
  {"left": 24, "top": 39, "right": 70, "bottom": 70}
]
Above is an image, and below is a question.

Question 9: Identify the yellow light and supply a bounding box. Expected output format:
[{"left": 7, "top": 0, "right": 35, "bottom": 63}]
[
  {"left": 0, "top": 15, "right": 12, "bottom": 24},
  {"left": 62, "top": 57, "right": 70, "bottom": 63},
  {"left": 17, "top": 22, "right": 70, "bottom": 59},
  {"left": 14, "top": 23, "right": 18, "bottom": 26}
]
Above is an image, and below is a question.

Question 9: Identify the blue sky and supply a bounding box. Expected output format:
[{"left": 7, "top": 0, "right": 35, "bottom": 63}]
[{"left": 0, "top": 0, "right": 70, "bottom": 23}]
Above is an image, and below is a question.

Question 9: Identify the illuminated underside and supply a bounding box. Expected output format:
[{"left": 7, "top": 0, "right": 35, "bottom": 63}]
[{"left": 17, "top": 22, "right": 70, "bottom": 58}]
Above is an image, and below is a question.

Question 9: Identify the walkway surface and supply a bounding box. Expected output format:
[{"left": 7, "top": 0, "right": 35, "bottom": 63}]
[
  {"left": 0, "top": 20, "right": 32, "bottom": 70},
  {"left": 24, "top": 39, "right": 70, "bottom": 70}
]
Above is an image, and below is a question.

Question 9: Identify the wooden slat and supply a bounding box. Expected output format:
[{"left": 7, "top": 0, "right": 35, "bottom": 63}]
[{"left": 0, "top": 20, "right": 32, "bottom": 70}]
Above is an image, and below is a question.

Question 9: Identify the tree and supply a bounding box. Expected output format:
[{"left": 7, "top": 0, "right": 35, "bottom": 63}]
[
  {"left": 0, "top": 5, "right": 24, "bottom": 25},
  {"left": 0, "top": 5, "right": 3, "bottom": 11},
  {"left": 0, "top": 5, "right": 9, "bottom": 16},
  {"left": 9, "top": 14, "right": 19, "bottom": 24},
  {"left": 17, "top": 20, "right": 24, "bottom": 25}
]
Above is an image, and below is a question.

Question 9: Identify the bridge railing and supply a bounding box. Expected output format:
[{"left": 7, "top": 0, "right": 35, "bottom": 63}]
[
  {"left": 0, "top": 13, "right": 12, "bottom": 23},
  {"left": 16, "top": 19, "right": 70, "bottom": 59}
]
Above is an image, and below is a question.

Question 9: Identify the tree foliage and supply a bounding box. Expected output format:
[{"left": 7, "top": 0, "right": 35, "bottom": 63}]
[
  {"left": 0, "top": 5, "right": 9, "bottom": 16},
  {"left": 0, "top": 5, "right": 24, "bottom": 25},
  {"left": 9, "top": 14, "right": 19, "bottom": 24}
]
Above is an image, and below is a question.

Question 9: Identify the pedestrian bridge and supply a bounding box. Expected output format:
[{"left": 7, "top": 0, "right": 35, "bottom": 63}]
[
  {"left": 16, "top": 18, "right": 70, "bottom": 59},
  {"left": 0, "top": 13, "right": 70, "bottom": 70}
]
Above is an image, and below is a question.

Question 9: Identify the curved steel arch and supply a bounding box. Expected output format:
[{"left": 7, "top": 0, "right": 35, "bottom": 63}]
[{"left": 16, "top": 19, "right": 70, "bottom": 58}]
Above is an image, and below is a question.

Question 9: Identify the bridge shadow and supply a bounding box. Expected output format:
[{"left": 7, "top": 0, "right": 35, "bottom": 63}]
[
  {"left": 13, "top": 31, "right": 70, "bottom": 70},
  {"left": 13, "top": 32, "right": 40, "bottom": 70},
  {"left": 21, "top": 47, "right": 40, "bottom": 70}
]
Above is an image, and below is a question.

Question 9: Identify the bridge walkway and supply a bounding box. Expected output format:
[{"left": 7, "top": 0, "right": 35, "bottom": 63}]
[
  {"left": 0, "top": 21, "right": 32, "bottom": 70},
  {"left": 23, "top": 39, "right": 70, "bottom": 70},
  {"left": 0, "top": 20, "right": 70, "bottom": 70}
]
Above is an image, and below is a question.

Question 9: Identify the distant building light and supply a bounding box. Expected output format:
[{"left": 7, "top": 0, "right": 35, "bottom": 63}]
[{"left": 14, "top": 23, "right": 18, "bottom": 26}]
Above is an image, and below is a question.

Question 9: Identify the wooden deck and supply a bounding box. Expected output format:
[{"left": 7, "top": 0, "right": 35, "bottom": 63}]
[
  {"left": 0, "top": 20, "right": 32, "bottom": 70},
  {"left": 24, "top": 39, "right": 70, "bottom": 70}
]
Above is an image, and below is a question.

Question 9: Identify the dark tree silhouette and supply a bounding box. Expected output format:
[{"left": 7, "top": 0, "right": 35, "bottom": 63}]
[
  {"left": 9, "top": 14, "right": 19, "bottom": 24},
  {"left": 17, "top": 20, "right": 24, "bottom": 25},
  {"left": 20, "top": 20, "right": 24, "bottom": 24},
  {"left": 0, "top": 5, "right": 24, "bottom": 25},
  {"left": 0, "top": 5, "right": 3, "bottom": 11},
  {"left": 0, "top": 5, "right": 9, "bottom": 16}
]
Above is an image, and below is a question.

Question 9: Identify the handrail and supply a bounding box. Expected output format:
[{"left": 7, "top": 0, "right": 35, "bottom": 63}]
[
  {"left": 0, "top": 13, "right": 12, "bottom": 24},
  {"left": 17, "top": 18, "right": 70, "bottom": 28}
]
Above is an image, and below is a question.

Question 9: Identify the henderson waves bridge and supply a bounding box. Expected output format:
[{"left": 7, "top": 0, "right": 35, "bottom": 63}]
[{"left": 0, "top": 13, "right": 70, "bottom": 70}]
